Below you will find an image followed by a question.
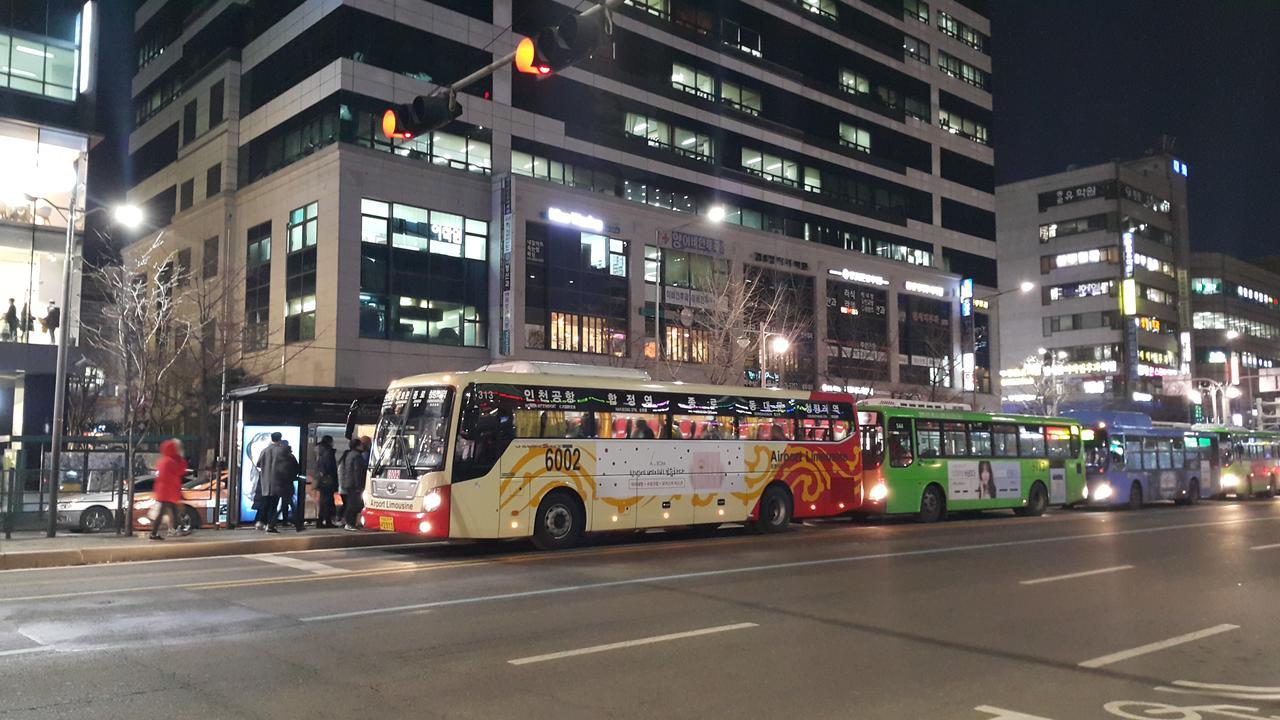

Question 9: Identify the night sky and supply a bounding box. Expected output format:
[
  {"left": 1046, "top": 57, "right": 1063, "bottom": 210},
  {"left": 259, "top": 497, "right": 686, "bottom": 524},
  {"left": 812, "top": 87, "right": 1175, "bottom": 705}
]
[
  {"left": 87, "top": 3, "right": 1280, "bottom": 260},
  {"left": 991, "top": 0, "right": 1280, "bottom": 259}
]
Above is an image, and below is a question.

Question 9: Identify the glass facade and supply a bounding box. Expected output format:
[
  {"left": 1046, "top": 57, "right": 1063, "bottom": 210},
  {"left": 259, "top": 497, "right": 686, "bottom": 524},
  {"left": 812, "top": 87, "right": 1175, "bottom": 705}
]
[
  {"left": 244, "top": 222, "right": 272, "bottom": 352},
  {"left": 525, "top": 221, "right": 629, "bottom": 357},
  {"left": 359, "top": 199, "right": 487, "bottom": 347},
  {"left": 284, "top": 202, "right": 318, "bottom": 343}
]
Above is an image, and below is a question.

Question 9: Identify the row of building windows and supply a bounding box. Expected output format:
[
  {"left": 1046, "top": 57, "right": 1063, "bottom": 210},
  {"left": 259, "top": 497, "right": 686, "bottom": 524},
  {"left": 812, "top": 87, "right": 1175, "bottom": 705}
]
[
  {"left": 937, "top": 51, "right": 989, "bottom": 91},
  {"left": 624, "top": 112, "right": 715, "bottom": 163},
  {"left": 938, "top": 11, "right": 989, "bottom": 54},
  {"left": 1039, "top": 214, "right": 1108, "bottom": 243},
  {"left": 0, "top": 30, "right": 78, "bottom": 101},
  {"left": 1047, "top": 279, "right": 1115, "bottom": 303},
  {"left": 510, "top": 147, "right": 935, "bottom": 268},
  {"left": 839, "top": 68, "right": 929, "bottom": 120},
  {"left": 938, "top": 108, "right": 988, "bottom": 145},
  {"left": 670, "top": 62, "right": 762, "bottom": 116},
  {"left": 1132, "top": 251, "right": 1176, "bottom": 279},
  {"left": 1043, "top": 310, "right": 1118, "bottom": 336},
  {"left": 1193, "top": 312, "right": 1280, "bottom": 340},
  {"left": 1192, "top": 277, "right": 1278, "bottom": 308},
  {"left": 1043, "top": 246, "right": 1120, "bottom": 273}
]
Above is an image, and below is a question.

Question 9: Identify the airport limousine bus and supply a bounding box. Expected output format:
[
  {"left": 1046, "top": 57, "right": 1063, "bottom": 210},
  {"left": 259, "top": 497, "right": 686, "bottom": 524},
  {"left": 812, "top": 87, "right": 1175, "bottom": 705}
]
[
  {"left": 1194, "top": 425, "right": 1280, "bottom": 499},
  {"left": 1070, "top": 411, "right": 1215, "bottom": 508},
  {"left": 856, "top": 402, "right": 1086, "bottom": 522},
  {"left": 358, "top": 362, "right": 863, "bottom": 549}
]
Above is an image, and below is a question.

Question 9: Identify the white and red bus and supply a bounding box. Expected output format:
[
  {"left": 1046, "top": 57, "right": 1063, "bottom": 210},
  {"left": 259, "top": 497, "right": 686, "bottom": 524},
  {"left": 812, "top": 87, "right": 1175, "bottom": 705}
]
[{"left": 358, "top": 362, "right": 863, "bottom": 549}]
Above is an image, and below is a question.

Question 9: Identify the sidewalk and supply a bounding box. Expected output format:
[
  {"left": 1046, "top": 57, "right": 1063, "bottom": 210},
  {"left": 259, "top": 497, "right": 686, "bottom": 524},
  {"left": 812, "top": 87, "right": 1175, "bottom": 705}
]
[{"left": 0, "top": 526, "right": 437, "bottom": 571}]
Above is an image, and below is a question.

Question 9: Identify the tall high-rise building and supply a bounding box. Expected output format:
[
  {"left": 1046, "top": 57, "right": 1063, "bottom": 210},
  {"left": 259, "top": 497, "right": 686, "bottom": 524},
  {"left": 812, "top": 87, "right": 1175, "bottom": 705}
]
[
  {"left": 0, "top": 1, "right": 99, "bottom": 440},
  {"left": 996, "top": 153, "right": 1192, "bottom": 418},
  {"left": 129, "top": 0, "right": 996, "bottom": 401}
]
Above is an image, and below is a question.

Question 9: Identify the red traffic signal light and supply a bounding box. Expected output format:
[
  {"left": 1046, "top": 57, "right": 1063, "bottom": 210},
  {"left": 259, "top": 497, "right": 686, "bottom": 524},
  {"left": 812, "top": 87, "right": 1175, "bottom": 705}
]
[
  {"left": 380, "top": 95, "right": 463, "bottom": 140},
  {"left": 514, "top": 36, "right": 551, "bottom": 76}
]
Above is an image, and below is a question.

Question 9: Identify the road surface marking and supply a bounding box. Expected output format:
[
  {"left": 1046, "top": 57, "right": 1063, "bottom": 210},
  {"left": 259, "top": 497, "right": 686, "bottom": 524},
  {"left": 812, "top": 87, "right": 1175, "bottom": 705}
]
[
  {"left": 1156, "top": 680, "right": 1280, "bottom": 700},
  {"left": 1078, "top": 624, "right": 1239, "bottom": 669},
  {"left": 508, "top": 623, "right": 757, "bottom": 665},
  {"left": 250, "top": 554, "right": 347, "bottom": 575},
  {"left": 974, "top": 706, "right": 1056, "bottom": 719},
  {"left": 0, "top": 647, "right": 51, "bottom": 658},
  {"left": 1249, "top": 542, "right": 1280, "bottom": 551},
  {"left": 1019, "top": 565, "right": 1134, "bottom": 585},
  {"left": 5, "top": 513, "right": 1280, "bottom": 605},
  {"left": 299, "top": 516, "right": 1275, "bottom": 623}
]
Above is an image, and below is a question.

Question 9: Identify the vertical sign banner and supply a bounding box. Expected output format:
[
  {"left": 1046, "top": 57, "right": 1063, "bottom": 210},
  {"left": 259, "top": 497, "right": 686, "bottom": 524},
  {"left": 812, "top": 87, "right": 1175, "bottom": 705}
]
[{"left": 499, "top": 176, "right": 513, "bottom": 356}]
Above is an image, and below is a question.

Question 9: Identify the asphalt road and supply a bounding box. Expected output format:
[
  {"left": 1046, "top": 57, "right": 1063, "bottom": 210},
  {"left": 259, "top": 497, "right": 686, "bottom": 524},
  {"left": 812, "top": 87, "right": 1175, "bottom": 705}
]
[{"left": 3, "top": 500, "right": 1280, "bottom": 720}]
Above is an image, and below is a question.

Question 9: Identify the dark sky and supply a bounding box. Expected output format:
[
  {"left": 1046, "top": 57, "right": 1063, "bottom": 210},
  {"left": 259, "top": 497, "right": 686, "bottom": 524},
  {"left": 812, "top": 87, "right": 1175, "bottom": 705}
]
[{"left": 991, "top": 1, "right": 1280, "bottom": 259}]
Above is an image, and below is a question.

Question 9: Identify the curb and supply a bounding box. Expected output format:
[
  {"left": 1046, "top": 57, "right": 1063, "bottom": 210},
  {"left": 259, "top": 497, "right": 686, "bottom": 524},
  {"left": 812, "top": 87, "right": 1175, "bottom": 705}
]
[{"left": 0, "top": 532, "right": 437, "bottom": 571}]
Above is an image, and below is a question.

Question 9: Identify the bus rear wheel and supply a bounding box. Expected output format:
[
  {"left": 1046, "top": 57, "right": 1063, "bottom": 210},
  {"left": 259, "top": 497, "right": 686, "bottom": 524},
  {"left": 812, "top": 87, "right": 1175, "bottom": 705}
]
[
  {"left": 917, "top": 484, "right": 945, "bottom": 523},
  {"left": 532, "top": 490, "right": 585, "bottom": 551},
  {"left": 1127, "top": 482, "right": 1143, "bottom": 510},
  {"left": 1176, "top": 479, "right": 1200, "bottom": 506},
  {"left": 1265, "top": 477, "right": 1276, "bottom": 499},
  {"left": 1015, "top": 482, "right": 1048, "bottom": 517},
  {"left": 754, "top": 484, "right": 793, "bottom": 534}
]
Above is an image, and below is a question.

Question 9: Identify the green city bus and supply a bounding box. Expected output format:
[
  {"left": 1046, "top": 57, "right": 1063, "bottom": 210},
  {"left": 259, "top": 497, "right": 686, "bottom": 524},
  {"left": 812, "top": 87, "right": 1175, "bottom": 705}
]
[{"left": 857, "top": 401, "right": 1088, "bottom": 522}]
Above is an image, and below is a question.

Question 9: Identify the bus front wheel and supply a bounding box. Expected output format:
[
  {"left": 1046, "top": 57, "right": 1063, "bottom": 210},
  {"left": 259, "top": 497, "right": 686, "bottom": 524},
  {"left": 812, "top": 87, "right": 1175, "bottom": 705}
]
[
  {"left": 1015, "top": 482, "right": 1048, "bottom": 517},
  {"left": 917, "top": 484, "right": 945, "bottom": 523},
  {"left": 755, "top": 484, "right": 793, "bottom": 534},
  {"left": 1176, "top": 479, "right": 1200, "bottom": 506},
  {"left": 1127, "top": 482, "right": 1143, "bottom": 510},
  {"left": 532, "top": 490, "right": 585, "bottom": 551},
  {"left": 1265, "top": 477, "right": 1276, "bottom": 499}
]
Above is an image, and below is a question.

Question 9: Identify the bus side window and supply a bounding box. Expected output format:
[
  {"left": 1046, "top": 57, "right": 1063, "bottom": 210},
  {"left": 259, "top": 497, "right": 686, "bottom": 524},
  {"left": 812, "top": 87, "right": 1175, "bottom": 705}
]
[
  {"left": 916, "top": 421, "right": 942, "bottom": 458},
  {"left": 943, "top": 422, "right": 969, "bottom": 456},
  {"left": 992, "top": 425, "right": 1019, "bottom": 457},
  {"left": 1109, "top": 436, "right": 1125, "bottom": 469},
  {"left": 1126, "top": 438, "right": 1143, "bottom": 470},
  {"left": 1018, "top": 425, "right": 1046, "bottom": 458},
  {"left": 888, "top": 418, "right": 914, "bottom": 467},
  {"left": 969, "top": 423, "right": 993, "bottom": 457},
  {"left": 833, "top": 403, "right": 854, "bottom": 442},
  {"left": 453, "top": 385, "right": 516, "bottom": 482}
]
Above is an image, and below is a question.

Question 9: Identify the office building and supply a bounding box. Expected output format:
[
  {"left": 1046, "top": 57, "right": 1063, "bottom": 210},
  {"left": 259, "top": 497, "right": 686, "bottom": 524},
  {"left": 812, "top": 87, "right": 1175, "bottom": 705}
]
[
  {"left": 996, "top": 152, "right": 1191, "bottom": 418},
  {"left": 128, "top": 0, "right": 998, "bottom": 404},
  {"left": 1188, "top": 252, "right": 1280, "bottom": 425},
  {"left": 0, "top": 1, "right": 99, "bottom": 445}
]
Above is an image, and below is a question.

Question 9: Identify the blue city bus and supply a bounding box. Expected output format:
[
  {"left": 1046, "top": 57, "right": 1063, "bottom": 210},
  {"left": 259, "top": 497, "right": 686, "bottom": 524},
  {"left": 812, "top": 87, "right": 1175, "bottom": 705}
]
[{"left": 1067, "top": 411, "right": 1216, "bottom": 509}]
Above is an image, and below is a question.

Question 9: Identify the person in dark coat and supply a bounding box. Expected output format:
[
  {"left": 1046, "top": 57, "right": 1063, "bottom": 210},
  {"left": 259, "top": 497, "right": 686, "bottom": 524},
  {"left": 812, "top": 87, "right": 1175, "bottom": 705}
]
[
  {"left": 255, "top": 433, "right": 297, "bottom": 532},
  {"left": 254, "top": 432, "right": 283, "bottom": 530},
  {"left": 3, "top": 299, "right": 16, "bottom": 340},
  {"left": 338, "top": 438, "right": 367, "bottom": 530},
  {"left": 274, "top": 441, "right": 300, "bottom": 530},
  {"left": 313, "top": 435, "right": 339, "bottom": 528},
  {"left": 43, "top": 301, "right": 60, "bottom": 343}
]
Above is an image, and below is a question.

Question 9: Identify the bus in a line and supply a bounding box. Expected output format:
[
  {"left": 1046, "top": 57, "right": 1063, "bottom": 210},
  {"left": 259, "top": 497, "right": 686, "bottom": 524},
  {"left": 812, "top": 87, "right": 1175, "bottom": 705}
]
[
  {"left": 357, "top": 362, "right": 863, "bottom": 549},
  {"left": 1071, "top": 411, "right": 1215, "bottom": 509},
  {"left": 856, "top": 402, "right": 1086, "bottom": 522},
  {"left": 1195, "top": 425, "right": 1280, "bottom": 499}
]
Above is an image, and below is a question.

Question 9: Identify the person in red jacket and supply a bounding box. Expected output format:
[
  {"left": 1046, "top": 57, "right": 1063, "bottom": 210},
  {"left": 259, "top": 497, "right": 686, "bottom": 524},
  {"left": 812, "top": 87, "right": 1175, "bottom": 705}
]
[{"left": 150, "top": 439, "right": 189, "bottom": 540}]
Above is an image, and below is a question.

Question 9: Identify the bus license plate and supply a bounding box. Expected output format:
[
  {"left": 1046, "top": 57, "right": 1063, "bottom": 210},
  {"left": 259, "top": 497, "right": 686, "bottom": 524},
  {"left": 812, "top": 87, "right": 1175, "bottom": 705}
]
[{"left": 379, "top": 516, "right": 395, "bottom": 531}]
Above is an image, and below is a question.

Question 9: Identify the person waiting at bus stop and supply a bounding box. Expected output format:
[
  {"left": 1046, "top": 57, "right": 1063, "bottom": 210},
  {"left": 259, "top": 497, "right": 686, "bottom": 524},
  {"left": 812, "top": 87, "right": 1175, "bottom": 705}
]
[
  {"left": 338, "top": 437, "right": 367, "bottom": 531},
  {"left": 149, "top": 439, "right": 189, "bottom": 541},
  {"left": 255, "top": 433, "right": 298, "bottom": 533},
  {"left": 313, "top": 435, "right": 339, "bottom": 528}
]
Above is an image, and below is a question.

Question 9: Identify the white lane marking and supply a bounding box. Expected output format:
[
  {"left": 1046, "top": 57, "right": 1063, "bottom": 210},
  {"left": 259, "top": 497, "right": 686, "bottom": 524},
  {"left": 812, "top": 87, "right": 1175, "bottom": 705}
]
[
  {"left": 1155, "top": 680, "right": 1280, "bottom": 700},
  {"left": 508, "top": 623, "right": 757, "bottom": 666},
  {"left": 300, "top": 516, "right": 1278, "bottom": 623},
  {"left": 250, "top": 554, "right": 347, "bottom": 575},
  {"left": 1019, "top": 565, "right": 1134, "bottom": 585},
  {"left": 974, "top": 706, "right": 1057, "bottom": 719},
  {"left": 0, "top": 647, "right": 51, "bottom": 658},
  {"left": 1078, "top": 625, "right": 1239, "bottom": 669},
  {"left": 1249, "top": 542, "right": 1280, "bottom": 551}
]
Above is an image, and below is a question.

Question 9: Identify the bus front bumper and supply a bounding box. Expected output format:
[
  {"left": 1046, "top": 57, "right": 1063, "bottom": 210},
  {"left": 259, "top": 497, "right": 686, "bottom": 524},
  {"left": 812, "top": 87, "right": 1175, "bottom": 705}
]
[{"left": 361, "top": 487, "right": 450, "bottom": 537}]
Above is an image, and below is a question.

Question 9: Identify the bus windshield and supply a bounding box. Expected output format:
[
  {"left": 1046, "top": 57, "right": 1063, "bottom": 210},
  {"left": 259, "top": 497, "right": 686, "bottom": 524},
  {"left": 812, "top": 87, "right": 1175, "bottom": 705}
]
[
  {"left": 1084, "top": 430, "right": 1111, "bottom": 471},
  {"left": 371, "top": 386, "right": 454, "bottom": 476}
]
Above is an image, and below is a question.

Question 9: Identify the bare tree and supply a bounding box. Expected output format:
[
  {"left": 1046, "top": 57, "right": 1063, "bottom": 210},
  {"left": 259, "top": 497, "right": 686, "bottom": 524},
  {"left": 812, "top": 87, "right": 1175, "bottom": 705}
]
[
  {"left": 656, "top": 264, "right": 812, "bottom": 387},
  {"left": 81, "top": 235, "right": 193, "bottom": 487},
  {"left": 824, "top": 289, "right": 891, "bottom": 396},
  {"left": 908, "top": 317, "right": 965, "bottom": 404},
  {"left": 1011, "top": 355, "right": 1071, "bottom": 416}
]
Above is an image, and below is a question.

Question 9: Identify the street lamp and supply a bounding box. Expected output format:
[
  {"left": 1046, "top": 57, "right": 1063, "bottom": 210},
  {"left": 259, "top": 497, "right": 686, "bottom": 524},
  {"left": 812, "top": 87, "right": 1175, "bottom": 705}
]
[
  {"left": 26, "top": 188, "right": 143, "bottom": 537},
  {"left": 759, "top": 327, "right": 792, "bottom": 388},
  {"left": 654, "top": 205, "right": 724, "bottom": 363}
]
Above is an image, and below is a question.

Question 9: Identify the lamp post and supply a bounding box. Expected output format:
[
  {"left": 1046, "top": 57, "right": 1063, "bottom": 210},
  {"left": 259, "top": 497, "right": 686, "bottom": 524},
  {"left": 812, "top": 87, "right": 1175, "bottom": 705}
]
[
  {"left": 759, "top": 326, "right": 792, "bottom": 388},
  {"left": 654, "top": 205, "right": 724, "bottom": 364},
  {"left": 968, "top": 280, "right": 1035, "bottom": 408},
  {"left": 26, "top": 185, "right": 143, "bottom": 537}
]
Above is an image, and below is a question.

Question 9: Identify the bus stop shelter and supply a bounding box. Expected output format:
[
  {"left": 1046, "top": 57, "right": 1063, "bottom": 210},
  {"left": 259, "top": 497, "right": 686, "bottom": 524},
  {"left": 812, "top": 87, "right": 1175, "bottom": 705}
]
[{"left": 226, "top": 385, "right": 383, "bottom": 528}]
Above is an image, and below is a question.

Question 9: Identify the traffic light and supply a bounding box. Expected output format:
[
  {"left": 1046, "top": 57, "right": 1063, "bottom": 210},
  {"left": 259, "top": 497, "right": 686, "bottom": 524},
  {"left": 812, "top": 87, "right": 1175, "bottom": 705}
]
[
  {"left": 514, "top": 9, "right": 609, "bottom": 76},
  {"left": 381, "top": 94, "right": 462, "bottom": 140}
]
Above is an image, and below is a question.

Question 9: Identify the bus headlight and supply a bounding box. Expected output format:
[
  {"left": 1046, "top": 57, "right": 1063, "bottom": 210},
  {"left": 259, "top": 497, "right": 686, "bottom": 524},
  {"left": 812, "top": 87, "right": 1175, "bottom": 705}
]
[
  {"left": 1082, "top": 485, "right": 1089, "bottom": 500},
  {"left": 1093, "top": 484, "right": 1113, "bottom": 501},
  {"left": 868, "top": 483, "right": 888, "bottom": 502},
  {"left": 1221, "top": 474, "right": 1239, "bottom": 489},
  {"left": 423, "top": 490, "right": 443, "bottom": 512}
]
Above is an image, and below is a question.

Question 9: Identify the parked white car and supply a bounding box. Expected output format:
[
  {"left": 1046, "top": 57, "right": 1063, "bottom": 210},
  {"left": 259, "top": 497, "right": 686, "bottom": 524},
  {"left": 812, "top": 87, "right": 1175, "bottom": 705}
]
[{"left": 55, "top": 476, "right": 155, "bottom": 533}]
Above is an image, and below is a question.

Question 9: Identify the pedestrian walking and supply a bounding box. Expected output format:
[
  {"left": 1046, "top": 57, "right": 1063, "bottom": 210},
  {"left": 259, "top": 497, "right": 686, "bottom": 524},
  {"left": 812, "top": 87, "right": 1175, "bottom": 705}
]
[
  {"left": 313, "top": 435, "right": 339, "bottom": 528},
  {"left": 3, "top": 298, "right": 17, "bottom": 341},
  {"left": 43, "top": 300, "right": 60, "bottom": 343},
  {"left": 338, "top": 437, "right": 367, "bottom": 530},
  {"left": 149, "top": 439, "right": 189, "bottom": 540},
  {"left": 278, "top": 440, "right": 299, "bottom": 526}
]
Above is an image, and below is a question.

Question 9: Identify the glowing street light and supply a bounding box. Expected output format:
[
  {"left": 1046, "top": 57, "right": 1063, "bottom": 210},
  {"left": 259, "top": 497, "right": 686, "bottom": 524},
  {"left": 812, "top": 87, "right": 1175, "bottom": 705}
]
[
  {"left": 1019, "top": 280, "right": 1036, "bottom": 293},
  {"left": 769, "top": 335, "right": 791, "bottom": 354}
]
